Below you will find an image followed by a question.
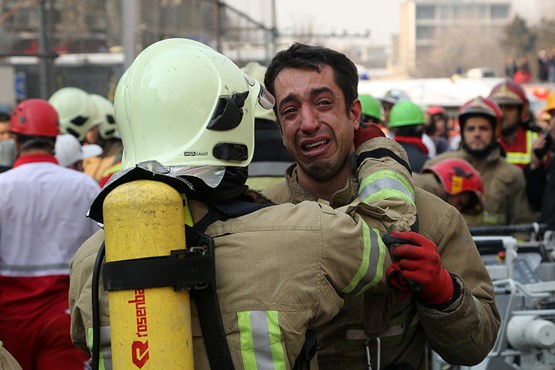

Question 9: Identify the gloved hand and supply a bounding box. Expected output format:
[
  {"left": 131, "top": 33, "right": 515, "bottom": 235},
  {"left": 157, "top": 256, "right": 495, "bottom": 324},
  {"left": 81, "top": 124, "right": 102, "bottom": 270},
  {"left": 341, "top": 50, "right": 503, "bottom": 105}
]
[
  {"left": 388, "top": 231, "right": 454, "bottom": 305},
  {"left": 354, "top": 122, "right": 385, "bottom": 149},
  {"left": 386, "top": 261, "right": 410, "bottom": 300}
]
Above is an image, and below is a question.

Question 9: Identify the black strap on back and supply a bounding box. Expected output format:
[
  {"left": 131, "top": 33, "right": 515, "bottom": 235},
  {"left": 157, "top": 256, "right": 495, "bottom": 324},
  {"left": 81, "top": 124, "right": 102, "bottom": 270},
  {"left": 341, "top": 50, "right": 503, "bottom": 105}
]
[{"left": 357, "top": 148, "right": 412, "bottom": 175}]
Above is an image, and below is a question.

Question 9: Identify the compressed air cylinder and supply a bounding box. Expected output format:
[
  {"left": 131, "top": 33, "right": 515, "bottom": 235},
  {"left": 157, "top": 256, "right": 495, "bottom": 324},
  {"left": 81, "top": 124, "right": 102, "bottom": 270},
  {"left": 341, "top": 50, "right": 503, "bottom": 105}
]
[
  {"left": 507, "top": 315, "right": 555, "bottom": 351},
  {"left": 103, "top": 180, "right": 193, "bottom": 369}
]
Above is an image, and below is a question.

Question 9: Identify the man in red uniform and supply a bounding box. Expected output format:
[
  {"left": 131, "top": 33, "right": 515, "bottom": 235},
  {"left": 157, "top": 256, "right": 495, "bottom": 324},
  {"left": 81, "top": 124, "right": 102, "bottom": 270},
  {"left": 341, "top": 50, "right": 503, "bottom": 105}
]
[
  {"left": 0, "top": 99, "right": 100, "bottom": 370},
  {"left": 488, "top": 79, "right": 540, "bottom": 169}
]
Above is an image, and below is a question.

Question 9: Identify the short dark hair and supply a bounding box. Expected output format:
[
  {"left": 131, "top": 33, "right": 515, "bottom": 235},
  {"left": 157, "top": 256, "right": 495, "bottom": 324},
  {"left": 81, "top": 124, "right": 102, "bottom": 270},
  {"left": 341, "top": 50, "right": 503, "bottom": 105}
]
[
  {"left": 0, "top": 111, "right": 10, "bottom": 123},
  {"left": 264, "top": 43, "right": 358, "bottom": 115}
]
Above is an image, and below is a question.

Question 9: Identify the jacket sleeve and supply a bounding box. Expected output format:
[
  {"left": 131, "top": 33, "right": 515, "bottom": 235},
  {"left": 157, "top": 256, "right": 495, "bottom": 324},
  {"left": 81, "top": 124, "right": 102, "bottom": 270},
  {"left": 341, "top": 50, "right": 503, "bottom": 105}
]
[
  {"left": 355, "top": 137, "right": 417, "bottom": 232},
  {"left": 69, "top": 229, "right": 113, "bottom": 369},
  {"left": 508, "top": 168, "right": 538, "bottom": 225},
  {"left": 415, "top": 197, "right": 500, "bottom": 365}
]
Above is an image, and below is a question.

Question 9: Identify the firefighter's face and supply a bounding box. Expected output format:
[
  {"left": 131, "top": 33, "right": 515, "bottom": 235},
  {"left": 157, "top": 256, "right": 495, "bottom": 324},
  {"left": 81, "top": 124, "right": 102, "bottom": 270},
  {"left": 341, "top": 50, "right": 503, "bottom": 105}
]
[
  {"left": 498, "top": 104, "right": 520, "bottom": 132},
  {"left": 446, "top": 192, "right": 472, "bottom": 212},
  {"left": 274, "top": 66, "right": 360, "bottom": 184},
  {"left": 463, "top": 116, "right": 494, "bottom": 152}
]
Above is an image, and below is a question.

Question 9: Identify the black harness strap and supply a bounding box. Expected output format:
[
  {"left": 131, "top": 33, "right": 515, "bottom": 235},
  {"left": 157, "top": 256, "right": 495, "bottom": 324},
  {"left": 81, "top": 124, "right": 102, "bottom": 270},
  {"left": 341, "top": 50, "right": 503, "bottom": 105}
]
[{"left": 357, "top": 148, "right": 412, "bottom": 175}]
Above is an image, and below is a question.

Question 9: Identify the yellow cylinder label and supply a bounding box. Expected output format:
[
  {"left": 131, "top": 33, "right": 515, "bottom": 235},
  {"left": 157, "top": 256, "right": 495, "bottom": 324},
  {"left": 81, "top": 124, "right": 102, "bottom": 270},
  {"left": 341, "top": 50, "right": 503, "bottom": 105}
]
[{"left": 104, "top": 180, "right": 194, "bottom": 369}]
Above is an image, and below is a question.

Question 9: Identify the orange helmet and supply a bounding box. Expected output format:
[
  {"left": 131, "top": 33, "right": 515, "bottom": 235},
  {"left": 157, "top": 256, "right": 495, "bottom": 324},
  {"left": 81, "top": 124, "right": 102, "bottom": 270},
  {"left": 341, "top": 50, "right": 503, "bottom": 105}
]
[
  {"left": 423, "top": 158, "right": 485, "bottom": 214},
  {"left": 10, "top": 99, "right": 60, "bottom": 137},
  {"left": 488, "top": 79, "right": 529, "bottom": 122},
  {"left": 458, "top": 96, "right": 503, "bottom": 138}
]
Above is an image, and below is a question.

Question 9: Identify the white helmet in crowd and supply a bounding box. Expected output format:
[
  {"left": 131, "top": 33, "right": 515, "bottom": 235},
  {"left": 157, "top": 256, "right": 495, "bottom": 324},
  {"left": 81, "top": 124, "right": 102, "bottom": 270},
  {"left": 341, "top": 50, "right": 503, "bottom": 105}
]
[
  {"left": 90, "top": 94, "right": 120, "bottom": 140},
  {"left": 114, "top": 38, "right": 274, "bottom": 172},
  {"left": 55, "top": 133, "right": 103, "bottom": 167},
  {"left": 48, "top": 87, "right": 99, "bottom": 142}
]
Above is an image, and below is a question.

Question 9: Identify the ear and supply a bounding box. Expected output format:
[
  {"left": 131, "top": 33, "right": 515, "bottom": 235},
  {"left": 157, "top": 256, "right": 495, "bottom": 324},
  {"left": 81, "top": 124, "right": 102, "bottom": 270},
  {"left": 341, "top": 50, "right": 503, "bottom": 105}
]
[{"left": 350, "top": 98, "right": 362, "bottom": 130}]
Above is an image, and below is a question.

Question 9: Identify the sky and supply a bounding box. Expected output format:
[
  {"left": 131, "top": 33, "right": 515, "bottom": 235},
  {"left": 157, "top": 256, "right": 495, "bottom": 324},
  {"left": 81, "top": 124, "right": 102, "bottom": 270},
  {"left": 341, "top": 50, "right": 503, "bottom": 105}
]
[{"left": 229, "top": 0, "right": 544, "bottom": 47}]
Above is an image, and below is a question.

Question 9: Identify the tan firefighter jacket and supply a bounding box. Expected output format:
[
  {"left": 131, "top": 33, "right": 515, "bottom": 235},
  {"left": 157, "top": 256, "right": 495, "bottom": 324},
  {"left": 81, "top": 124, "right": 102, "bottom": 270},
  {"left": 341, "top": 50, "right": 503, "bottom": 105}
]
[
  {"left": 69, "top": 138, "right": 418, "bottom": 369},
  {"left": 262, "top": 147, "right": 500, "bottom": 370}
]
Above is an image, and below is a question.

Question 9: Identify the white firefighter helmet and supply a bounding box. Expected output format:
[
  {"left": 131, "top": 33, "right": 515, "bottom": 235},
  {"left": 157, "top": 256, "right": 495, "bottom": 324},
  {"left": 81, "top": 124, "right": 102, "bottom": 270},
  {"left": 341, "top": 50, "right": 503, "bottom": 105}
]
[
  {"left": 114, "top": 38, "right": 274, "bottom": 171},
  {"left": 48, "top": 87, "right": 99, "bottom": 142},
  {"left": 90, "top": 94, "right": 120, "bottom": 140}
]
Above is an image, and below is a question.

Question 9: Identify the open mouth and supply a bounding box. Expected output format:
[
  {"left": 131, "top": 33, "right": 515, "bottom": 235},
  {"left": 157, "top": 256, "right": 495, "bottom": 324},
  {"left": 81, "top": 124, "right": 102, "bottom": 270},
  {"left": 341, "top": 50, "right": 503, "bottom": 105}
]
[{"left": 302, "top": 139, "right": 329, "bottom": 152}]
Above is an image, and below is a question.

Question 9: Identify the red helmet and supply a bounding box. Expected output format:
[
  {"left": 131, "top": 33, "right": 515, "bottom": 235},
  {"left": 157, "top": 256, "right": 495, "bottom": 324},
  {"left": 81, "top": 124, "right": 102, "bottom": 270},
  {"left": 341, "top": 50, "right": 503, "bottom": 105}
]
[
  {"left": 10, "top": 99, "right": 60, "bottom": 137},
  {"left": 427, "top": 105, "right": 447, "bottom": 117},
  {"left": 488, "top": 79, "right": 529, "bottom": 122},
  {"left": 458, "top": 96, "right": 502, "bottom": 137},
  {"left": 423, "top": 158, "right": 485, "bottom": 214}
]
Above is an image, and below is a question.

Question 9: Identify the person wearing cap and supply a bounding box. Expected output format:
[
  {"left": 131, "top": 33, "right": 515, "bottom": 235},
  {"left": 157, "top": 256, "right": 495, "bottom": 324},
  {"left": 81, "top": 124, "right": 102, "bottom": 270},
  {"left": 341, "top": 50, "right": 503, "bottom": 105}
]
[
  {"left": 55, "top": 133, "right": 103, "bottom": 172},
  {"left": 414, "top": 158, "right": 485, "bottom": 224},
  {"left": 388, "top": 100, "right": 430, "bottom": 173},
  {"left": 424, "top": 96, "right": 536, "bottom": 227},
  {"left": 0, "top": 99, "right": 100, "bottom": 369}
]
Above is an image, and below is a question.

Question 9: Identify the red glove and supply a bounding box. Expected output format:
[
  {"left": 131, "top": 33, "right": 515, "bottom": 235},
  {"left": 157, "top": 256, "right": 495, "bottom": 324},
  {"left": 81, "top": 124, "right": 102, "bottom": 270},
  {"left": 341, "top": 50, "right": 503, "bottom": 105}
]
[
  {"left": 388, "top": 231, "right": 454, "bottom": 305},
  {"left": 354, "top": 123, "right": 385, "bottom": 149},
  {"left": 386, "top": 261, "right": 410, "bottom": 300}
]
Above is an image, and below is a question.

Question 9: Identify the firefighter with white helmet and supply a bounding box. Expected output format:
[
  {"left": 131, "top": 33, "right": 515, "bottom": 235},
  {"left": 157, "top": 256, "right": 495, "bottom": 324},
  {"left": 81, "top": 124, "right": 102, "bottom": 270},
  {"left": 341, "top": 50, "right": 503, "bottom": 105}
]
[
  {"left": 68, "top": 38, "right": 423, "bottom": 369},
  {"left": 48, "top": 87, "right": 100, "bottom": 143},
  {"left": 424, "top": 96, "right": 536, "bottom": 226},
  {"left": 86, "top": 94, "right": 123, "bottom": 185}
]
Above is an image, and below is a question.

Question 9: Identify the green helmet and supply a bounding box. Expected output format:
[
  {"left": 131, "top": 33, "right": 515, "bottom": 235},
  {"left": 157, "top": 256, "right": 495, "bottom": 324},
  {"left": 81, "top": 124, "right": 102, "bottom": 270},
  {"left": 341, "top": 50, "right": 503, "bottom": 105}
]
[
  {"left": 114, "top": 38, "right": 274, "bottom": 171},
  {"left": 388, "top": 101, "right": 426, "bottom": 128},
  {"left": 358, "top": 94, "right": 383, "bottom": 123},
  {"left": 90, "top": 94, "right": 120, "bottom": 140},
  {"left": 48, "top": 87, "right": 99, "bottom": 142}
]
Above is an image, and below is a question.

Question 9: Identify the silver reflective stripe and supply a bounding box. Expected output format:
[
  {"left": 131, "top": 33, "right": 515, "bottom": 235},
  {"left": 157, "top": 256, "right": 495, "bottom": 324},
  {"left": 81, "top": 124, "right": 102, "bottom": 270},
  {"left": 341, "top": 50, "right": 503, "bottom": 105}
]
[
  {"left": 0, "top": 262, "right": 69, "bottom": 272},
  {"left": 251, "top": 311, "right": 274, "bottom": 370},
  {"left": 359, "top": 177, "right": 414, "bottom": 204},
  {"left": 380, "top": 315, "right": 419, "bottom": 338},
  {"left": 238, "top": 311, "right": 286, "bottom": 370}
]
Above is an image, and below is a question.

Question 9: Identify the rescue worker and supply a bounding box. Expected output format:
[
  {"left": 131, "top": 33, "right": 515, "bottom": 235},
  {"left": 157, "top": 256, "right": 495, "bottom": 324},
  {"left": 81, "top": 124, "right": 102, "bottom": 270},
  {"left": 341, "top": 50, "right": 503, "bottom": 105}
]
[
  {"left": 0, "top": 99, "right": 100, "bottom": 370},
  {"left": 424, "top": 96, "right": 536, "bottom": 226},
  {"left": 48, "top": 87, "right": 100, "bottom": 144},
  {"left": 488, "top": 78, "right": 540, "bottom": 169},
  {"left": 87, "top": 94, "right": 124, "bottom": 185},
  {"left": 241, "top": 61, "right": 293, "bottom": 190},
  {"left": 525, "top": 90, "right": 555, "bottom": 230},
  {"left": 263, "top": 42, "right": 499, "bottom": 370},
  {"left": 414, "top": 158, "right": 485, "bottom": 223},
  {"left": 389, "top": 100, "right": 430, "bottom": 173},
  {"left": 69, "top": 38, "right": 421, "bottom": 369},
  {"left": 55, "top": 133, "right": 103, "bottom": 171},
  {"left": 380, "top": 88, "right": 409, "bottom": 128},
  {"left": 425, "top": 106, "right": 451, "bottom": 154}
]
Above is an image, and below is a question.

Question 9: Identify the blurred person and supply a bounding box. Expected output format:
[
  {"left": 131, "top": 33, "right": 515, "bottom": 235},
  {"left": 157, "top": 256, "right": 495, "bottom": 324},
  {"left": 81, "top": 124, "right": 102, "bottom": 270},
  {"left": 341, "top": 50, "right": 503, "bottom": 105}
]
[
  {"left": 514, "top": 55, "right": 531, "bottom": 84},
  {"left": 48, "top": 87, "right": 100, "bottom": 144},
  {"left": 414, "top": 158, "right": 485, "bottom": 223},
  {"left": 538, "top": 48, "right": 550, "bottom": 82},
  {"left": 504, "top": 55, "right": 517, "bottom": 78},
  {"left": 0, "top": 139, "right": 16, "bottom": 173},
  {"left": 263, "top": 42, "right": 499, "bottom": 370},
  {"left": 424, "top": 96, "right": 536, "bottom": 226},
  {"left": 68, "top": 38, "right": 422, "bottom": 369},
  {"left": 55, "top": 133, "right": 103, "bottom": 171},
  {"left": 241, "top": 61, "right": 293, "bottom": 190},
  {"left": 0, "top": 99, "right": 100, "bottom": 370},
  {"left": 524, "top": 90, "right": 555, "bottom": 229},
  {"left": 358, "top": 93, "right": 388, "bottom": 135},
  {"left": 0, "top": 111, "right": 10, "bottom": 141},
  {"left": 549, "top": 48, "right": 555, "bottom": 82},
  {"left": 425, "top": 105, "right": 451, "bottom": 154},
  {"left": 489, "top": 79, "right": 541, "bottom": 169},
  {"left": 86, "top": 94, "right": 124, "bottom": 185},
  {"left": 380, "top": 88, "right": 409, "bottom": 129},
  {"left": 389, "top": 100, "right": 430, "bottom": 173}
]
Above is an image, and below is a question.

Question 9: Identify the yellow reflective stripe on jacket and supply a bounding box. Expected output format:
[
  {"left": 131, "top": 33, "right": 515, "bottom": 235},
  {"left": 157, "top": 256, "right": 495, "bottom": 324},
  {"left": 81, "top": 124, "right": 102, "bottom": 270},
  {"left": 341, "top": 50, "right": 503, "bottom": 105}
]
[
  {"left": 101, "top": 162, "right": 122, "bottom": 178},
  {"left": 358, "top": 170, "right": 415, "bottom": 206},
  {"left": 87, "top": 327, "right": 111, "bottom": 370},
  {"left": 238, "top": 311, "right": 286, "bottom": 370},
  {"left": 505, "top": 130, "right": 537, "bottom": 166},
  {"left": 341, "top": 225, "right": 387, "bottom": 296},
  {"left": 482, "top": 211, "right": 507, "bottom": 225}
]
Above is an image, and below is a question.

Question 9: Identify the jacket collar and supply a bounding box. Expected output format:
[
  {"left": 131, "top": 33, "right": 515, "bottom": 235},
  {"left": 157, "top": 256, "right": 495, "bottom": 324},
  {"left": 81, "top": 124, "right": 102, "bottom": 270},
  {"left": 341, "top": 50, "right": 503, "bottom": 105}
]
[{"left": 12, "top": 153, "right": 58, "bottom": 168}]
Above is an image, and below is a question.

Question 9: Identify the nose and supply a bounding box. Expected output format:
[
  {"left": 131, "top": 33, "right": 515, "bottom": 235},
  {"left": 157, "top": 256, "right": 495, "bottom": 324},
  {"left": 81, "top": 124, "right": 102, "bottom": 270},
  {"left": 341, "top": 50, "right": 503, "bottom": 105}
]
[{"left": 299, "top": 105, "right": 320, "bottom": 133}]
